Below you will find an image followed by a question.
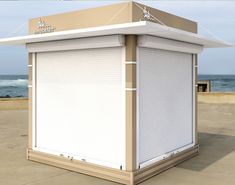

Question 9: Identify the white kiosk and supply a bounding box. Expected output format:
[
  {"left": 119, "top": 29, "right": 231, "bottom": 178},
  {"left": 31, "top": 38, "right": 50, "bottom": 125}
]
[{"left": 0, "top": 2, "right": 231, "bottom": 185}]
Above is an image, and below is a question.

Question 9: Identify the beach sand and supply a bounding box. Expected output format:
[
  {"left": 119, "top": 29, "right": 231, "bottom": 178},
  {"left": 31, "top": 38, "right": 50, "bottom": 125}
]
[{"left": 0, "top": 103, "right": 235, "bottom": 185}]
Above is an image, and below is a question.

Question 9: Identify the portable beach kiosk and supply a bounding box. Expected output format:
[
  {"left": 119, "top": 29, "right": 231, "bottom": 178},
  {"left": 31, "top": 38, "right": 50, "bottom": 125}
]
[{"left": 0, "top": 2, "right": 231, "bottom": 185}]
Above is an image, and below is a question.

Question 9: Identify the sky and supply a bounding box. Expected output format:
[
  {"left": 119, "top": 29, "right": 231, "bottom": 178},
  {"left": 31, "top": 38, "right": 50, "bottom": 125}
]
[{"left": 0, "top": 0, "right": 234, "bottom": 75}]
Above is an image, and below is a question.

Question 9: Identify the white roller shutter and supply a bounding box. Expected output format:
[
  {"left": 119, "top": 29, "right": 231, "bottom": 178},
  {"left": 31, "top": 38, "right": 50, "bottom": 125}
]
[
  {"left": 33, "top": 47, "right": 125, "bottom": 169},
  {"left": 137, "top": 47, "right": 194, "bottom": 167}
]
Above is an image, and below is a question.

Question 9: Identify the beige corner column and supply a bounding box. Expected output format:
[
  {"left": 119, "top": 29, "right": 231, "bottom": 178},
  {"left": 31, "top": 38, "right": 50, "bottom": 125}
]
[
  {"left": 194, "top": 54, "right": 198, "bottom": 144},
  {"left": 125, "top": 35, "right": 137, "bottom": 174},
  {"left": 28, "top": 53, "right": 33, "bottom": 150}
]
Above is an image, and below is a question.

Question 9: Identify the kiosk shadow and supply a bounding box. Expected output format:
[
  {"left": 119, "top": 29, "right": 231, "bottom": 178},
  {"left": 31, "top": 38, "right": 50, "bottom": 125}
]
[{"left": 177, "top": 132, "right": 235, "bottom": 171}]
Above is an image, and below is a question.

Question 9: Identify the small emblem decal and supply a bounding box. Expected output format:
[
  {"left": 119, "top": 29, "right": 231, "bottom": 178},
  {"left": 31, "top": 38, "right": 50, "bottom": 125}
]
[
  {"left": 143, "top": 6, "right": 154, "bottom": 21},
  {"left": 34, "top": 18, "right": 56, "bottom": 34}
]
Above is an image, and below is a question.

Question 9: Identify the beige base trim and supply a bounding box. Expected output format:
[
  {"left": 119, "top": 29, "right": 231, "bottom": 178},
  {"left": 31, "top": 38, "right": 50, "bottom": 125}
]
[
  {"left": 27, "top": 149, "right": 131, "bottom": 185},
  {"left": 27, "top": 145, "right": 198, "bottom": 185},
  {"left": 134, "top": 145, "right": 199, "bottom": 184}
]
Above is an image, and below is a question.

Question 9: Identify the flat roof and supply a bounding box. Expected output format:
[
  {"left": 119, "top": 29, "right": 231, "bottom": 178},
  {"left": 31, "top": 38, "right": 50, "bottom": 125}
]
[{"left": 0, "top": 21, "right": 232, "bottom": 48}]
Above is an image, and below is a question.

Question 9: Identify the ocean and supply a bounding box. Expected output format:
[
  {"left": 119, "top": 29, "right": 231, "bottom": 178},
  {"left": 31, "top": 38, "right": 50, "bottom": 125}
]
[
  {"left": 0, "top": 75, "right": 28, "bottom": 98},
  {"left": 198, "top": 75, "right": 235, "bottom": 92},
  {"left": 0, "top": 74, "right": 235, "bottom": 98}
]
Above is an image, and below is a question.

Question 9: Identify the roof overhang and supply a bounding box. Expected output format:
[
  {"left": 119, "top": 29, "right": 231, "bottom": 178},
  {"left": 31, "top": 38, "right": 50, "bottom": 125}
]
[{"left": 0, "top": 21, "right": 232, "bottom": 48}]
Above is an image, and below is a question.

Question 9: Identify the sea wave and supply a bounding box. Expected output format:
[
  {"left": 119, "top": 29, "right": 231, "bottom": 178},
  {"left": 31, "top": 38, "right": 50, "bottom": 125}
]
[{"left": 0, "top": 79, "right": 28, "bottom": 87}]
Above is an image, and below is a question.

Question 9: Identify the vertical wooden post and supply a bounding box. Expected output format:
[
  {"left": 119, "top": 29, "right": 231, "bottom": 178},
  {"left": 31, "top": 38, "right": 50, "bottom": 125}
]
[{"left": 125, "top": 35, "right": 137, "bottom": 174}]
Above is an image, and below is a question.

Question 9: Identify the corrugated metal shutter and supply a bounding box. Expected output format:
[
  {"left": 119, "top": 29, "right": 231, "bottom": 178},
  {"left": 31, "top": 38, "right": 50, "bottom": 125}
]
[
  {"left": 34, "top": 47, "right": 125, "bottom": 169},
  {"left": 138, "top": 47, "right": 193, "bottom": 165}
]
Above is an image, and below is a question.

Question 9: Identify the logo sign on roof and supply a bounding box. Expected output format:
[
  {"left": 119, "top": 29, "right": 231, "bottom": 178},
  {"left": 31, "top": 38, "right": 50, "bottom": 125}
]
[
  {"left": 143, "top": 6, "right": 154, "bottom": 21},
  {"left": 34, "top": 18, "right": 56, "bottom": 34}
]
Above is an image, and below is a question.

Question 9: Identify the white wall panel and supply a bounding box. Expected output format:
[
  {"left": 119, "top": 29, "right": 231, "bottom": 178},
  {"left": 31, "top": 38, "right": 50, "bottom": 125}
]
[
  {"left": 138, "top": 47, "right": 193, "bottom": 164},
  {"left": 35, "top": 47, "right": 125, "bottom": 169}
]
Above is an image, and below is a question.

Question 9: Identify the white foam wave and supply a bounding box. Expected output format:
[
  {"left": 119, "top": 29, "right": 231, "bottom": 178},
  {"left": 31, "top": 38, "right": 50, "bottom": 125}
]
[{"left": 0, "top": 79, "right": 28, "bottom": 87}]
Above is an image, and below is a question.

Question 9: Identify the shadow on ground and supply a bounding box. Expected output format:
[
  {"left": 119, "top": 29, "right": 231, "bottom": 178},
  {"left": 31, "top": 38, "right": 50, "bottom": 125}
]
[{"left": 177, "top": 132, "right": 235, "bottom": 171}]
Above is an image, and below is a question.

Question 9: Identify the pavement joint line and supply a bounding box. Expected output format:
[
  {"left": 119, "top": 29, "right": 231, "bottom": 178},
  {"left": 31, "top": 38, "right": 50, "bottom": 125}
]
[
  {"left": 0, "top": 126, "right": 26, "bottom": 130},
  {"left": 18, "top": 171, "right": 72, "bottom": 185}
]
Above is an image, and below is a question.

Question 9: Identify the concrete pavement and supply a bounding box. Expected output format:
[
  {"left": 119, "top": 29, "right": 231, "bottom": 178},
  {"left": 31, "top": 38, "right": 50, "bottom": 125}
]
[{"left": 0, "top": 103, "right": 235, "bottom": 185}]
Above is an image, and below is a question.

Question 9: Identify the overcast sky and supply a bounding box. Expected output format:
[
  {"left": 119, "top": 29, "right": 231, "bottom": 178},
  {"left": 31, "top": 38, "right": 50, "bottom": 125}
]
[{"left": 0, "top": 0, "right": 234, "bottom": 75}]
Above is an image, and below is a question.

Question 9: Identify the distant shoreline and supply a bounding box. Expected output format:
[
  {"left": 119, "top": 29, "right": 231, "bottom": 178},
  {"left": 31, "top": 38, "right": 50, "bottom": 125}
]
[
  {"left": 0, "top": 95, "right": 26, "bottom": 98},
  {"left": 198, "top": 74, "right": 235, "bottom": 92},
  {"left": 0, "top": 75, "right": 28, "bottom": 98},
  {"left": 0, "top": 75, "right": 235, "bottom": 97},
  {"left": 199, "top": 74, "right": 235, "bottom": 76}
]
